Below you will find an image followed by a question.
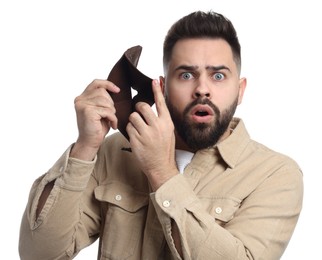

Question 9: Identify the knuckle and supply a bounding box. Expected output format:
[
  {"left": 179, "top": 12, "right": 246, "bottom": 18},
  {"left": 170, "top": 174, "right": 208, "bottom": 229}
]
[
  {"left": 74, "top": 95, "right": 82, "bottom": 107},
  {"left": 91, "top": 79, "right": 100, "bottom": 85},
  {"left": 137, "top": 102, "right": 150, "bottom": 111},
  {"left": 128, "top": 112, "right": 137, "bottom": 122}
]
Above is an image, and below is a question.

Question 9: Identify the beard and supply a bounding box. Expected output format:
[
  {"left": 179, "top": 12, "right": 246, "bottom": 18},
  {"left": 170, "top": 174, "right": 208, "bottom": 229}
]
[{"left": 166, "top": 96, "right": 238, "bottom": 151}]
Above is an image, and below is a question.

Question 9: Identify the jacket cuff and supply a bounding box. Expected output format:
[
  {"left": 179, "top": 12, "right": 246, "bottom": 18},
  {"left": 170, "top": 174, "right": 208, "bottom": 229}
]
[
  {"left": 150, "top": 174, "right": 198, "bottom": 220},
  {"left": 50, "top": 144, "right": 97, "bottom": 191}
]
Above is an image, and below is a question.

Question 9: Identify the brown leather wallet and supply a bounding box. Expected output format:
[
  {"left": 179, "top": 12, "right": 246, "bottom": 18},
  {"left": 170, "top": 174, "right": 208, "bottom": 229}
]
[{"left": 107, "top": 45, "right": 154, "bottom": 140}]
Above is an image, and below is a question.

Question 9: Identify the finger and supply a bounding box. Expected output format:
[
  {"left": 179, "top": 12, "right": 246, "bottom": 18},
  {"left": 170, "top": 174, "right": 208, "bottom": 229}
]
[
  {"left": 128, "top": 112, "right": 147, "bottom": 135},
  {"left": 75, "top": 89, "right": 116, "bottom": 115},
  {"left": 85, "top": 79, "right": 120, "bottom": 94},
  {"left": 89, "top": 88, "right": 116, "bottom": 109},
  {"left": 126, "top": 121, "right": 139, "bottom": 138},
  {"left": 152, "top": 79, "right": 169, "bottom": 118},
  {"left": 94, "top": 106, "right": 119, "bottom": 130},
  {"left": 103, "top": 111, "right": 118, "bottom": 130},
  {"left": 134, "top": 102, "right": 156, "bottom": 126}
]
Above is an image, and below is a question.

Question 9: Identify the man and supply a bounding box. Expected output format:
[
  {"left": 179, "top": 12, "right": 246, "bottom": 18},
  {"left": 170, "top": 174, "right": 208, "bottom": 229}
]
[{"left": 19, "top": 11, "right": 303, "bottom": 259}]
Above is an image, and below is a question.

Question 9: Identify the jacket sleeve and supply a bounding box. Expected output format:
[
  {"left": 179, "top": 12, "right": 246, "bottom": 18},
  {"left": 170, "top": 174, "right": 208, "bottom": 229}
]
[
  {"left": 150, "top": 166, "right": 303, "bottom": 260},
  {"left": 19, "top": 145, "right": 101, "bottom": 260}
]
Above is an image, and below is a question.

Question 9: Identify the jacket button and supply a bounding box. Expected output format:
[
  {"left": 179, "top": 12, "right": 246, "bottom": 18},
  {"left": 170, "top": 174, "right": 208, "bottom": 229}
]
[
  {"left": 163, "top": 200, "right": 170, "bottom": 207},
  {"left": 215, "top": 207, "right": 222, "bottom": 214},
  {"left": 115, "top": 194, "right": 122, "bottom": 201}
]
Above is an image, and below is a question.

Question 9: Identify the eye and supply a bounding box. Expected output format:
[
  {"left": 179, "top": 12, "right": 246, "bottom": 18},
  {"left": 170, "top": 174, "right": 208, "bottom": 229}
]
[
  {"left": 181, "top": 72, "right": 193, "bottom": 80},
  {"left": 213, "top": 72, "right": 225, "bottom": 81}
]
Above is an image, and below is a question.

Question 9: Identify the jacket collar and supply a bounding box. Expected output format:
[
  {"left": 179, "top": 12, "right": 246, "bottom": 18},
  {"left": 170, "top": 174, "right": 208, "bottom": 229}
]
[{"left": 216, "top": 118, "right": 251, "bottom": 169}]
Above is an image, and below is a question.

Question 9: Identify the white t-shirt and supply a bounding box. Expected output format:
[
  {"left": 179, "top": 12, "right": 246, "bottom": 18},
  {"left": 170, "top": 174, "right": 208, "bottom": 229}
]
[{"left": 175, "top": 149, "right": 194, "bottom": 174}]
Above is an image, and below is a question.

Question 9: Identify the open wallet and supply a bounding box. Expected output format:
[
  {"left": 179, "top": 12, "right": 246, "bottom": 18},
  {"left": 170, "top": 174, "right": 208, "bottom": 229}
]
[{"left": 107, "top": 45, "right": 154, "bottom": 140}]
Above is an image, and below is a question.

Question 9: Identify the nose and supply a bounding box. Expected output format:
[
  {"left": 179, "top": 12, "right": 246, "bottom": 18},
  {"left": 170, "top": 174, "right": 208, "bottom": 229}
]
[{"left": 193, "top": 80, "right": 211, "bottom": 99}]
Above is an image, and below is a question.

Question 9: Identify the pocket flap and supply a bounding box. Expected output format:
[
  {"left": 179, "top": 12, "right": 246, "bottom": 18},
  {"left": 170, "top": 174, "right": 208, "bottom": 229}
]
[{"left": 94, "top": 181, "right": 149, "bottom": 212}]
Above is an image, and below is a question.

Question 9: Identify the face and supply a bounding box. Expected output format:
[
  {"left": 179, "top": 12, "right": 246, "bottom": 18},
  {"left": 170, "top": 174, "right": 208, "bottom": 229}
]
[{"left": 161, "top": 38, "right": 246, "bottom": 151}]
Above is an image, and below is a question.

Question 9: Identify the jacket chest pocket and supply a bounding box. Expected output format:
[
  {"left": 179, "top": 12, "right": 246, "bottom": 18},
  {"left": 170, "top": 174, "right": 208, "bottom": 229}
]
[
  {"left": 94, "top": 181, "right": 149, "bottom": 260},
  {"left": 200, "top": 197, "right": 241, "bottom": 226}
]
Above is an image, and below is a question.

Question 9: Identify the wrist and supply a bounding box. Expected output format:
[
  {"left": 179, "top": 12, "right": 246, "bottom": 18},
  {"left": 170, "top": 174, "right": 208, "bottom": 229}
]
[
  {"left": 70, "top": 142, "right": 99, "bottom": 161},
  {"left": 147, "top": 167, "right": 179, "bottom": 191}
]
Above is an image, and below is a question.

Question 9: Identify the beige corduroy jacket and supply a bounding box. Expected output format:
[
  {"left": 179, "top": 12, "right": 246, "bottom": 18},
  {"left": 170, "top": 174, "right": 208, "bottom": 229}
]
[{"left": 19, "top": 118, "right": 303, "bottom": 260}]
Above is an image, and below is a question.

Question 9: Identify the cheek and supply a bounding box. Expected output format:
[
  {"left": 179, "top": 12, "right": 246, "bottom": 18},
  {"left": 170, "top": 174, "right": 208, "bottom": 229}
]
[
  {"left": 211, "top": 89, "right": 239, "bottom": 110},
  {"left": 166, "top": 88, "right": 190, "bottom": 109}
]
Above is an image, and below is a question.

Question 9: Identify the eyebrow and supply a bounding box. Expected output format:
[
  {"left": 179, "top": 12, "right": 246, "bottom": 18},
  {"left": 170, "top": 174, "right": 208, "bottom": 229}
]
[
  {"left": 206, "top": 65, "right": 231, "bottom": 72},
  {"left": 174, "top": 65, "right": 231, "bottom": 72}
]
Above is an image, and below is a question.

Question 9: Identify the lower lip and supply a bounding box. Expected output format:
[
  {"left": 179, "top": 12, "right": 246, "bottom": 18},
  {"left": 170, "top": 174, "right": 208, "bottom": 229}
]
[{"left": 191, "top": 114, "right": 213, "bottom": 123}]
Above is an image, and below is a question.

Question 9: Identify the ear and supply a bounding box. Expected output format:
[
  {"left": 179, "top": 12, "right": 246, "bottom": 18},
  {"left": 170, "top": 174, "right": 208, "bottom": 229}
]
[
  {"left": 237, "top": 77, "right": 247, "bottom": 105},
  {"left": 159, "top": 76, "right": 166, "bottom": 95}
]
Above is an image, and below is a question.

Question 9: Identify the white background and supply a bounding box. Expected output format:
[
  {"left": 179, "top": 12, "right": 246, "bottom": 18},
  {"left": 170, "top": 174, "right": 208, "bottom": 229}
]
[{"left": 1, "top": 0, "right": 321, "bottom": 259}]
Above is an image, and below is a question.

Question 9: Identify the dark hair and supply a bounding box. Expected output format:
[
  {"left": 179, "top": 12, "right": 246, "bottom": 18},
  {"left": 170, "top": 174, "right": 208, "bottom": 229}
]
[{"left": 163, "top": 11, "right": 241, "bottom": 73}]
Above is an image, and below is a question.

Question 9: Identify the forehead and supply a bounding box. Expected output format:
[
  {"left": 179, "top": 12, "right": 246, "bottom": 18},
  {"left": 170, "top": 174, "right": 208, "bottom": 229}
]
[{"left": 169, "top": 38, "right": 236, "bottom": 71}]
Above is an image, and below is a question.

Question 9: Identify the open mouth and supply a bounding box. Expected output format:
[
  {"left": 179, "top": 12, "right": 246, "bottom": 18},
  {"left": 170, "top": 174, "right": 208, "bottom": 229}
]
[
  {"left": 195, "top": 110, "right": 210, "bottom": 117},
  {"left": 190, "top": 105, "right": 214, "bottom": 123},
  {"left": 191, "top": 104, "right": 214, "bottom": 116}
]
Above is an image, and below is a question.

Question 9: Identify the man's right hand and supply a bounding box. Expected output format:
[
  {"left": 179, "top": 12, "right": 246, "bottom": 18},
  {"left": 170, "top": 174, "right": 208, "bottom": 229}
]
[{"left": 70, "top": 79, "right": 120, "bottom": 161}]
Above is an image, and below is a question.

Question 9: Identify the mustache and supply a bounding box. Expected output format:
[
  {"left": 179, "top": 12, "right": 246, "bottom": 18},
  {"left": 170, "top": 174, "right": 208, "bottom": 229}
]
[{"left": 184, "top": 98, "right": 220, "bottom": 117}]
